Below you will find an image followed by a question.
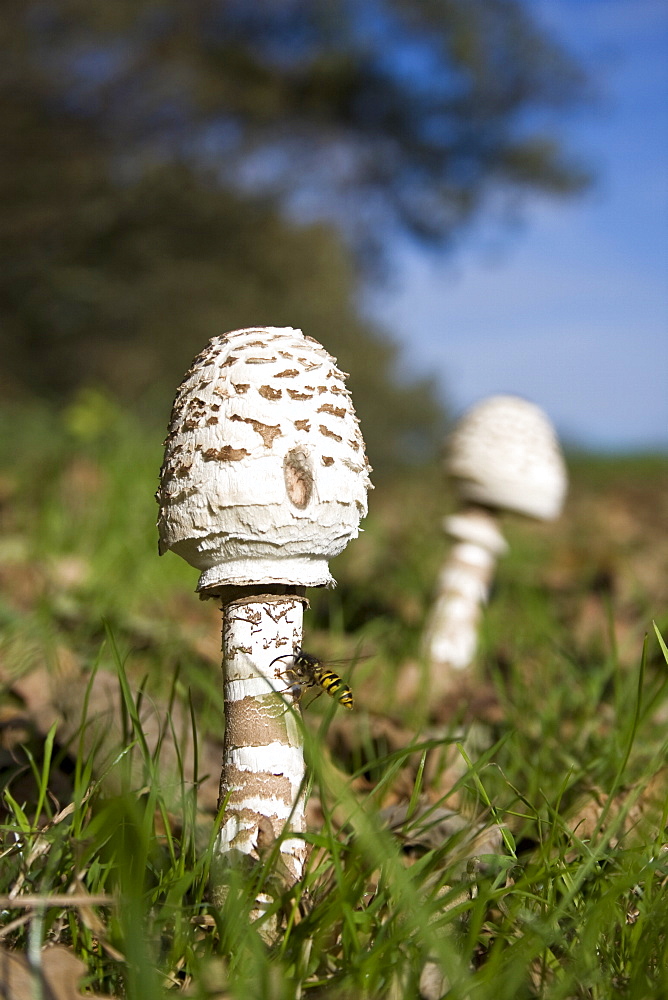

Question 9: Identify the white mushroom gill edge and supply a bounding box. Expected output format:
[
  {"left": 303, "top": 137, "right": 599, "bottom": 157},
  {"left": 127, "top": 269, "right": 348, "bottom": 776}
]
[{"left": 215, "top": 595, "right": 308, "bottom": 888}]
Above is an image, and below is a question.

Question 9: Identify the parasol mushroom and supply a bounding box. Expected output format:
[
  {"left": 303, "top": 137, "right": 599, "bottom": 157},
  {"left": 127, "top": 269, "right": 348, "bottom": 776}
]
[
  {"left": 156, "top": 326, "right": 371, "bottom": 898},
  {"left": 422, "top": 394, "right": 567, "bottom": 700}
]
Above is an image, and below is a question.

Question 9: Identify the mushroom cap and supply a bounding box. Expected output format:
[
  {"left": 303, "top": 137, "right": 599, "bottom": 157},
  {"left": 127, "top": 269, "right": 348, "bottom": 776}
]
[
  {"left": 157, "top": 327, "right": 372, "bottom": 590},
  {"left": 446, "top": 395, "right": 567, "bottom": 520}
]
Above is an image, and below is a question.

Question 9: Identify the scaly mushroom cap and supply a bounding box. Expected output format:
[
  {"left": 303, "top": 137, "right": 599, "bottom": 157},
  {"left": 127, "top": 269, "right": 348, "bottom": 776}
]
[
  {"left": 157, "top": 327, "right": 372, "bottom": 590},
  {"left": 446, "top": 395, "right": 567, "bottom": 521}
]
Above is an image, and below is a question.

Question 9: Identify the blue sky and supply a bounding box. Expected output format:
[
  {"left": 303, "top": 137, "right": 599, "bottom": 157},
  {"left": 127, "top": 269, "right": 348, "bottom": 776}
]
[{"left": 367, "top": 0, "right": 668, "bottom": 451}]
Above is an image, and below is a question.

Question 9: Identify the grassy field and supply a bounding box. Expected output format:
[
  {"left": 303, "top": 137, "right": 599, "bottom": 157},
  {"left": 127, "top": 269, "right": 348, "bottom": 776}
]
[{"left": 1, "top": 395, "right": 667, "bottom": 999}]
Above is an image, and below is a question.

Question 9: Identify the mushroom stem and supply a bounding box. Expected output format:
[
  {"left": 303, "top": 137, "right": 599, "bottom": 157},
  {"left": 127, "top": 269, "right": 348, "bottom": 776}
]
[
  {"left": 215, "top": 591, "right": 308, "bottom": 890},
  {"left": 422, "top": 506, "right": 507, "bottom": 689}
]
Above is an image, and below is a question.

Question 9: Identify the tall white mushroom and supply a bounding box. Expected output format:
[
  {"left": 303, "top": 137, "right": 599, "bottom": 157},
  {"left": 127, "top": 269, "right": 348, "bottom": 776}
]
[
  {"left": 422, "top": 395, "right": 567, "bottom": 699},
  {"left": 156, "top": 326, "right": 371, "bottom": 895}
]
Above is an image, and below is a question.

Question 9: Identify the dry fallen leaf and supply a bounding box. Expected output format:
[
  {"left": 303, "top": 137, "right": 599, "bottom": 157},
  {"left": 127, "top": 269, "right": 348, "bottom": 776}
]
[
  {"left": 566, "top": 770, "right": 668, "bottom": 859},
  {"left": 0, "top": 944, "right": 110, "bottom": 1000},
  {"left": 381, "top": 798, "right": 504, "bottom": 873}
]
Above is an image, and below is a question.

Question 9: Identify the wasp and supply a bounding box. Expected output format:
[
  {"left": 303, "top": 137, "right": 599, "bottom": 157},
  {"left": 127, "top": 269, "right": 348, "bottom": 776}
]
[{"left": 270, "top": 647, "right": 354, "bottom": 711}]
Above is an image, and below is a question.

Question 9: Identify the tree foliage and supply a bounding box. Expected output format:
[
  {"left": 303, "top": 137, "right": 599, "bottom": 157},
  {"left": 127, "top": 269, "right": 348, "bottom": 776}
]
[
  {"left": 1, "top": 0, "right": 588, "bottom": 469},
  {"left": 10, "top": 0, "right": 588, "bottom": 250}
]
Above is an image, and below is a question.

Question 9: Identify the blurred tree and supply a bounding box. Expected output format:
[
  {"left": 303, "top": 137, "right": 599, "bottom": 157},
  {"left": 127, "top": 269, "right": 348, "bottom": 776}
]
[
  {"left": 0, "top": 0, "right": 588, "bottom": 469},
  {"left": 11, "top": 0, "right": 588, "bottom": 255}
]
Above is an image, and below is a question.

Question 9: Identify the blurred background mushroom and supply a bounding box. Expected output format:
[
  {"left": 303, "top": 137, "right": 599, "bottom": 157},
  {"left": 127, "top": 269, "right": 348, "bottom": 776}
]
[{"left": 420, "top": 395, "right": 568, "bottom": 706}]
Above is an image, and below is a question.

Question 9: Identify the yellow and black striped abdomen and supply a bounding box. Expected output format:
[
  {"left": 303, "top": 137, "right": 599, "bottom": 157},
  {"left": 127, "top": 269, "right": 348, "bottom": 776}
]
[{"left": 314, "top": 667, "right": 354, "bottom": 710}]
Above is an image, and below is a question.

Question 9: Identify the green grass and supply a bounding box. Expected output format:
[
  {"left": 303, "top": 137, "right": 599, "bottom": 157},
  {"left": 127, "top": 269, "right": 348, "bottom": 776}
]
[{"left": 1, "top": 396, "right": 668, "bottom": 998}]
